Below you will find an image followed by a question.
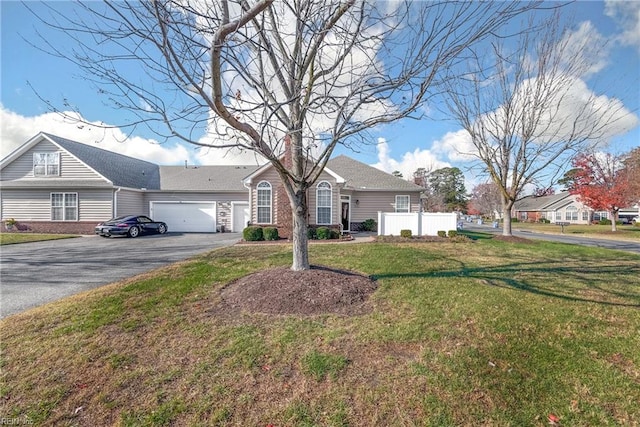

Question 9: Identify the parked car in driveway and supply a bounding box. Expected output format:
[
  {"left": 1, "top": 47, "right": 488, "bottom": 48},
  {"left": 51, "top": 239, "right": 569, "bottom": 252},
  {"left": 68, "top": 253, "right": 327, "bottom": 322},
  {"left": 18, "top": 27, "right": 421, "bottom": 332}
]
[{"left": 95, "top": 215, "right": 168, "bottom": 238}]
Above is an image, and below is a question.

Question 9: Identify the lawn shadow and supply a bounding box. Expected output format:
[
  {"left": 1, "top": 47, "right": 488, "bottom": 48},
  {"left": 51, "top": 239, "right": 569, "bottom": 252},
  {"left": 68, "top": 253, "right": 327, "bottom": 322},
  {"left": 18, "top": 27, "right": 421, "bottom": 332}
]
[{"left": 373, "top": 260, "right": 640, "bottom": 307}]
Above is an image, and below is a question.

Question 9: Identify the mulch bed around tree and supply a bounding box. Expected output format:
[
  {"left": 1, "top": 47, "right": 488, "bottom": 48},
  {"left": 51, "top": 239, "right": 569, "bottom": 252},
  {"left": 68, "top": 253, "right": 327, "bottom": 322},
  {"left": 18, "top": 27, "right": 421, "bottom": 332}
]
[{"left": 219, "top": 265, "right": 377, "bottom": 316}]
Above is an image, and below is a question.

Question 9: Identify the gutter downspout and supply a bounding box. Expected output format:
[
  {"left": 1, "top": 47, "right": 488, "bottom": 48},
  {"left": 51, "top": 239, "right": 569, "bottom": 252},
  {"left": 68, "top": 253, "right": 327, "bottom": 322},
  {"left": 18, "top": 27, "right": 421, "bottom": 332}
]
[
  {"left": 243, "top": 180, "right": 252, "bottom": 227},
  {"left": 114, "top": 187, "right": 121, "bottom": 217}
]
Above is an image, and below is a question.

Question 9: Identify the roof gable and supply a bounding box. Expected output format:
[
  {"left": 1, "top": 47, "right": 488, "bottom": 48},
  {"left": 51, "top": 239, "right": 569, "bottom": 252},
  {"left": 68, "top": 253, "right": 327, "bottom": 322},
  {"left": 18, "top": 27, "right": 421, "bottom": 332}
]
[
  {"left": 242, "top": 154, "right": 424, "bottom": 192},
  {"left": 44, "top": 134, "right": 161, "bottom": 190},
  {"left": 514, "top": 192, "right": 571, "bottom": 211},
  {"left": 327, "top": 155, "right": 424, "bottom": 192}
]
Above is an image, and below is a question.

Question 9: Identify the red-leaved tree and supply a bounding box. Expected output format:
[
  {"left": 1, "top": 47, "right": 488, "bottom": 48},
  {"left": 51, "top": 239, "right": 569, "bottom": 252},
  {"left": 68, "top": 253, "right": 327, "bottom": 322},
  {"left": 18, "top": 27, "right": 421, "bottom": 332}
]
[{"left": 570, "top": 152, "right": 635, "bottom": 231}]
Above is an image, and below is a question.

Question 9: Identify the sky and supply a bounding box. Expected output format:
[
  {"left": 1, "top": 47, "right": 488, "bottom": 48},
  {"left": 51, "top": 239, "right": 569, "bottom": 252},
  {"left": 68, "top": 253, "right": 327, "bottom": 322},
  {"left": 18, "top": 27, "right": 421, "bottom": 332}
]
[{"left": 1, "top": 1, "right": 639, "bottom": 192}]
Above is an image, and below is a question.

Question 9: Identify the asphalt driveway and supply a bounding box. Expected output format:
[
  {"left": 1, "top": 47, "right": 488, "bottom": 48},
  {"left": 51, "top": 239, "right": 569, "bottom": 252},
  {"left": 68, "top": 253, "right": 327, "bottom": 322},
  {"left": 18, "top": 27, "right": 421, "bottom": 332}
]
[{"left": 0, "top": 232, "right": 241, "bottom": 318}]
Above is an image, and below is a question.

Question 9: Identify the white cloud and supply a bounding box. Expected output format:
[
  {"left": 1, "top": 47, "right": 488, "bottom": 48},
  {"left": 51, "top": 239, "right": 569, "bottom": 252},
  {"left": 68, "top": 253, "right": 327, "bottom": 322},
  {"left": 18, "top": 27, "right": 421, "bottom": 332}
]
[
  {"left": 605, "top": 0, "right": 640, "bottom": 53},
  {"left": 0, "top": 106, "right": 264, "bottom": 166},
  {"left": 431, "top": 129, "right": 476, "bottom": 162},
  {"left": 474, "top": 75, "right": 638, "bottom": 149},
  {"left": 560, "top": 21, "right": 609, "bottom": 78},
  {"left": 372, "top": 137, "right": 450, "bottom": 179}
]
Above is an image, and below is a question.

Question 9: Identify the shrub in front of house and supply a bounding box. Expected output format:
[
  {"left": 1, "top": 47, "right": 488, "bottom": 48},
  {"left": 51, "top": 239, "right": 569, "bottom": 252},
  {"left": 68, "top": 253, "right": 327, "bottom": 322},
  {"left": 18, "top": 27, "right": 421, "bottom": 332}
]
[
  {"left": 400, "top": 229, "right": 412, "bottom": 238},
  {"left": 243, "top": 226, "right": 264, "bottom": 241},
  {"left": 448, "top": 230, "right": 457, "bottom": 238},
  {"left": 263, "top": 227, "right": 279, "bottom": 241},
  {"left": 307, "top": 227, "right": 317, "bottom": 240},
  {"left": 511, "top": 217, "right": 519, "bottom": 223},
  {"left": 316, "top": 227, "right": 331, "bottom": 240},
  {"left": 539, "top": 218, "right": 550, "bottom": 224},
  {"left": 361, "top": 218, "right": 377, "bottom": 232},
  {"left": 599, "top": 219, "right": 612, "bottom": 225},
  {"left": 437, "top": 230, "right": 447, "bottom": 238},
  {"left": 330, "top": 229, "right": 340, "bottom": 239}
]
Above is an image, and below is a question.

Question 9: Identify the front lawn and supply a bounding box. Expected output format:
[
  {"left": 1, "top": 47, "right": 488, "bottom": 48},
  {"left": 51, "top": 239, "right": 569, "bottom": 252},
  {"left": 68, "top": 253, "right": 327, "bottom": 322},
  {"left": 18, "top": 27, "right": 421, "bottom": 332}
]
[
  {"left": 1, "top": 237, "right": 638, "bottom": 426},
  {"left": 512, "top": 222, "right": 640, "bottom": 240},
  {"left": 0, "top": 233, "right": 79, "bottom": 245}
]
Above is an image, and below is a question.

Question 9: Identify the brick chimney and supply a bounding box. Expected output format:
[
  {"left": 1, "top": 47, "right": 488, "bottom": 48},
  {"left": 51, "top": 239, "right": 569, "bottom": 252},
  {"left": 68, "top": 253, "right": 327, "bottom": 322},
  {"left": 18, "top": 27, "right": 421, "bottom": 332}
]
[{"left": 276, "top": 134, "right": 293, "bottom": 238}]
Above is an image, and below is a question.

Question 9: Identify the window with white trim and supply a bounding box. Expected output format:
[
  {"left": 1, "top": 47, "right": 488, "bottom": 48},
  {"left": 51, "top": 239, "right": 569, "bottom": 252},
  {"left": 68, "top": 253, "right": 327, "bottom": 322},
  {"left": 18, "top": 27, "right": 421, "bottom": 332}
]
[
  {"left": 34, "top": 152, "right": 60, "bottom": 176},
  {"left": 395, "top": 195, "right": 410, "bottom": 213},
  {"left": 565, "top": 206, "right": 578, "bottom": 221},
  {"left": 51, "top": 193, "right": 78, "bottom": 221},
  {"left": 257, "top": 181, "right": 272, "bottom": 224},
  {"left": 582, "top": 211, "right": 589, "bottom": 221},
  {"left": 316, "top": 181, "right": 332, "bottom": 225}
]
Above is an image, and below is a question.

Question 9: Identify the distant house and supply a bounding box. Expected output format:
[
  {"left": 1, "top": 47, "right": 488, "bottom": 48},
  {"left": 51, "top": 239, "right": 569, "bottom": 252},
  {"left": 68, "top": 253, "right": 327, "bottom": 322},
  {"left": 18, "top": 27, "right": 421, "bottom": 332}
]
[
  {"left": 0, "top": 133, "right": 424, "bottom": 235},
  {"left": 514, "top": 192, "right": 639, "bottom": 224},
  {"left": 513, "top": 192, "right": 593, "bottom": 224}
]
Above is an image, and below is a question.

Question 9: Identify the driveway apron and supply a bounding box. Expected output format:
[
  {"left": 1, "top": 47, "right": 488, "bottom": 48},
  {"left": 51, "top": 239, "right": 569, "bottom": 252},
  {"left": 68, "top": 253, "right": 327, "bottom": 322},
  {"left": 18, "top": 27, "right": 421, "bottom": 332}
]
[{"left": 0, "top": 233, "right": 240, "bottom": 318}]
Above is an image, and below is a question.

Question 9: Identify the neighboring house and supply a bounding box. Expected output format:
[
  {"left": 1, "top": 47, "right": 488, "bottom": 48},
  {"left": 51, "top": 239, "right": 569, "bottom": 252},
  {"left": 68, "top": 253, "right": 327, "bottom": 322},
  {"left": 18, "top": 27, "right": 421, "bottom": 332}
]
[
  {"left": 513, "top": 192, "right": 594, "bottom": 224},
  {"left": 1, "top": 133, "right": 424, "bottom": 235}
]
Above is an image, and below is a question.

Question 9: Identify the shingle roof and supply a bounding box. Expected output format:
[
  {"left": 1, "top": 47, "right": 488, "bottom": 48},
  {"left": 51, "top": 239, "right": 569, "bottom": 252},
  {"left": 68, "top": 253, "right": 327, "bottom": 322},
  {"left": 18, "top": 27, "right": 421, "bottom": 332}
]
[
  {"left": 327, "top": 155, "right": 424, "bottom": 192},
  {"left": 514, "top": 192, "right": 571, "bottom": 211},
  {"left": 45, "top": 133, "right": 161, "bottom": 190},
  {"left": 159, "top": 165, "right": 259, "bottom": 192}
]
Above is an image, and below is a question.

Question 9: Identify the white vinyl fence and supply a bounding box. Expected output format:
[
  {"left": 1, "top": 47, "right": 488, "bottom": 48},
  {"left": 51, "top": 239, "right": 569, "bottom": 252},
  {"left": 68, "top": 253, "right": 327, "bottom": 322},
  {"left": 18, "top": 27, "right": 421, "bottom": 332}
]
[{"left": 377, "top": 212, "right": 458, "bottom": 236}]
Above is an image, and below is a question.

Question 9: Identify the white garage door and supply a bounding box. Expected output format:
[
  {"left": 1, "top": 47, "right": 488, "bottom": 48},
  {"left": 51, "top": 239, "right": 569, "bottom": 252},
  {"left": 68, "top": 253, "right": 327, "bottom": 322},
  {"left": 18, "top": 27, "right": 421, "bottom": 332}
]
[
  {"left": 232, "top": 202, "right": 250, "bottom": 232},
  {"left": 151, "top": 202, "right": 216, "bottom": 233}
]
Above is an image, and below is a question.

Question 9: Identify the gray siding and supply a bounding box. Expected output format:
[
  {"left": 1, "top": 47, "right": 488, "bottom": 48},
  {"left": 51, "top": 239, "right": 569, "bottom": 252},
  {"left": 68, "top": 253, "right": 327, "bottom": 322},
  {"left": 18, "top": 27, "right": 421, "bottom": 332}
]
[
  {"left": 1, "top": 189, "right": 113, "bottom": 221},
  {"left": 116, "top": 189, "right": 145, "bottom": 217},
  {"left": 1, "top": 140, "right": 107, "bottom": 182},
  {"left": 345, "top": 191, "right": 421, "bottom": 222}
]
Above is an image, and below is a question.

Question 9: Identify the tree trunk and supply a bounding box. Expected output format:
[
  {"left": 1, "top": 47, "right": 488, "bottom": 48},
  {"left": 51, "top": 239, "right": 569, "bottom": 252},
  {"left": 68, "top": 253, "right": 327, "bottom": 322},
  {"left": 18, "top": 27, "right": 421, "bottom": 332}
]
[
  {"left": 290, "top": 191, "right": 310, "bottom": 271},
  {"left": 501, "top": 198, "right": 514, "bottom": 236},
  {"left": 610, "top": 209, "right": 618, "bottom": 232}
]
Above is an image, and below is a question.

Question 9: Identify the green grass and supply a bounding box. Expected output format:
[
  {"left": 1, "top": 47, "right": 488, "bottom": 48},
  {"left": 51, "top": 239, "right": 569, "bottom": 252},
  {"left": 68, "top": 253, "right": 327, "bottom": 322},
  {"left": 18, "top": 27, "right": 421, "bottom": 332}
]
[
  {"left": 1, "top": 239, "right": 638, "bottom": 426},
  {"left": 512, "top": 222, "right": 640, "bottom": 240},
  {"left": 0, "top": 232, "right": 79, "bottom": 245}
]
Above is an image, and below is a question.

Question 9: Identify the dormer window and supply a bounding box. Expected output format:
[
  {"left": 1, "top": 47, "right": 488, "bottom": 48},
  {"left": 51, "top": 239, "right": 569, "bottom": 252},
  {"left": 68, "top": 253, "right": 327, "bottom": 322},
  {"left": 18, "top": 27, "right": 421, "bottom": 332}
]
[{"left": 34, "top": 152, "right": 60, "bottom": 176}]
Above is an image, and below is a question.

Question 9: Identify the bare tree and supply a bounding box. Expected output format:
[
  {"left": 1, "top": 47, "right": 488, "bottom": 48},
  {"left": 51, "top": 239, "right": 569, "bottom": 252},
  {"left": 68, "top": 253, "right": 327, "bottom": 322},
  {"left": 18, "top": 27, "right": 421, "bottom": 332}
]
[
  {"left": 27, "top": 0, "right": 539, "bottom": 269},
  {"left": 468, "top": 182, "right": 502, "bottom": 219},
  {"left": 441, "top": 12, "right": 635, "bottom": 236}
]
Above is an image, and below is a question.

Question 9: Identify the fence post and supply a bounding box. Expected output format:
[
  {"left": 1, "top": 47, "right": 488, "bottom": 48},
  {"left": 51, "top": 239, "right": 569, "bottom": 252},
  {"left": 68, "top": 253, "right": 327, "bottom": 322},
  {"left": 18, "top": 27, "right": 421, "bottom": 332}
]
[{"left": 377, "top": 211, "right": 382, "bottom": 236}]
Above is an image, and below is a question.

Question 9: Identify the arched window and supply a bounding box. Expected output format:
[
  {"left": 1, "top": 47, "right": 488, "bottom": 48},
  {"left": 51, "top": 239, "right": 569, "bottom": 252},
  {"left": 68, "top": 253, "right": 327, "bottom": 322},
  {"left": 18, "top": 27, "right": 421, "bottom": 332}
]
[
  {"left": 257, "top": 181, "right": 272, "bottom": 224},
  {"left": 316, "top": 181, "right": 332, "bottom": 225}
]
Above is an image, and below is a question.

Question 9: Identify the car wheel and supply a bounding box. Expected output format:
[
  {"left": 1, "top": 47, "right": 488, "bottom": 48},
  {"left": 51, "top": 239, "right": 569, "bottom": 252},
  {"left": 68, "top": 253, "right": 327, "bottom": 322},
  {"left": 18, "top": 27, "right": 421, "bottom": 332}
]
[
  {"left": 128, "top": 226, "right": 140, "bottom": 238},
  {"left": 158, "top": 224, "right": 167, "bottom": 234}
]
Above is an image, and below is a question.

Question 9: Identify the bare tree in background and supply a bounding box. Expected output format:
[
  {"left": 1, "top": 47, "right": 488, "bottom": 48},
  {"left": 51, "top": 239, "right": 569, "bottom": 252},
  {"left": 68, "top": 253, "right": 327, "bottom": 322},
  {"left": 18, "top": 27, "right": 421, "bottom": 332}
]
[
  {"left": 441, "top": 12, "right": 636, "bottom": 236},
  {"left": 468, "top": 182, "right": 502, "bottom": 219},
  {"left": 28, "top": 0, "right": 540, "bottom": 270}
]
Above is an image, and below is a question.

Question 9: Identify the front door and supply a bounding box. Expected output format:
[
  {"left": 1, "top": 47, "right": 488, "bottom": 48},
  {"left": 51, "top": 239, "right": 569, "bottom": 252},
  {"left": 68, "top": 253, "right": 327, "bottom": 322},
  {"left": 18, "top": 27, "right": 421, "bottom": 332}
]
[{"left": 341, "top": 196, "right": 350, "bottom": 232}]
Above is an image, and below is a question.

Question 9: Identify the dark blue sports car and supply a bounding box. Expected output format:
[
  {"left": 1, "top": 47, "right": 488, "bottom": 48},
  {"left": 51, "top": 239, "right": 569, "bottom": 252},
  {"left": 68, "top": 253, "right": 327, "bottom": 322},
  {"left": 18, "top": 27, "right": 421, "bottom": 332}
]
[{"left": 95, "top": 215, "right": 168, "bottom": 238}]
